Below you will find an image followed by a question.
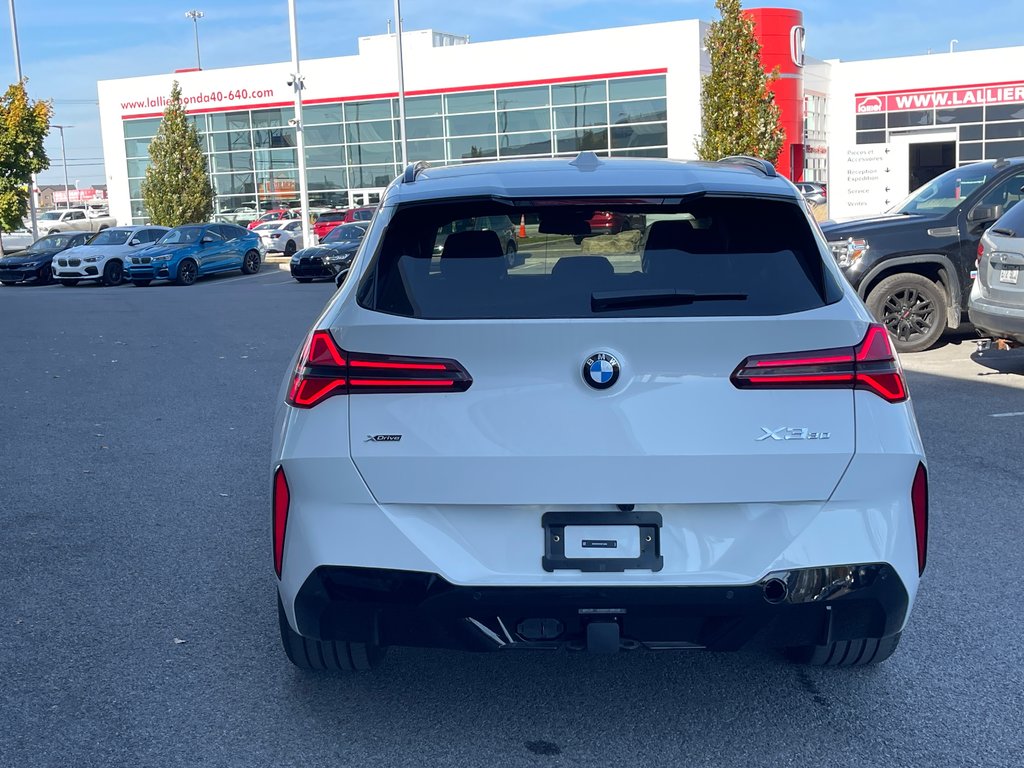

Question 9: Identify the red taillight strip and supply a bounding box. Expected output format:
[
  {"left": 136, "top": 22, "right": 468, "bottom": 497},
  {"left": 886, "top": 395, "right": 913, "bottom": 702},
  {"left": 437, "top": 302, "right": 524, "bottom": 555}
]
[
  {"left": 912, "top": 463, "right": 928, "bottom": 575},
  {"left": 273, "top": 466, "right": 290, "bottom": 579},
  {"left": 731, "top": 323, "right": 908, "bottom": 403},
  {"left": 286, "top": 329, "right": 473, "bottom": 408}
]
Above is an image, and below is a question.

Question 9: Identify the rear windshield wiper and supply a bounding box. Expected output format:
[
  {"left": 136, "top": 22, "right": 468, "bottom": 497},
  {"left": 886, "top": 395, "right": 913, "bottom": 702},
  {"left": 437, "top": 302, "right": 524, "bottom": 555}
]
[
  {"left": 591, "top": 289, "right": 748, "bottom": 312},
  {"left": 990, "top": 227, "right": 1017, "bottom": 237}
]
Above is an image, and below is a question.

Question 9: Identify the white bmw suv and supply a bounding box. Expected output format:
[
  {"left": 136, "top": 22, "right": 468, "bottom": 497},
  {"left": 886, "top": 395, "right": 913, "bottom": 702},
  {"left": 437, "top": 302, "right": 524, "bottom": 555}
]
[{"left": 272, "top": 154, "right": 928, "bottom": 671}]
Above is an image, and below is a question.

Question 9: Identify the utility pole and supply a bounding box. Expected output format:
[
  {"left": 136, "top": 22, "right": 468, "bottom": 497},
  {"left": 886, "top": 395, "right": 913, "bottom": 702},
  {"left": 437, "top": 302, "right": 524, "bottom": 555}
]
[
  {"left": 288, "top": 0, "right": 311, "bottom": 248},
  {"left": 185, "top": 10, "right": 204, "bottom": 69},
  {"left": 8, "top": 0, "right": 38, "bottom": 237},
  {"left": 53, "top": 124, "right": 73, "bottom": 208},
  {"left": 393, "top": 0, "right": 408, "bottom": 167}
]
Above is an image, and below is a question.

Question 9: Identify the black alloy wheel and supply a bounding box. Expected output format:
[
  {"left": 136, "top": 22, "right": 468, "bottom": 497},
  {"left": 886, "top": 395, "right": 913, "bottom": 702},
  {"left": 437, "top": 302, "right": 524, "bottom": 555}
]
[
  {"left": 101, "top": 260, "right": 124, "bottom": 287},
  {"left": 241, "top": 250, "right": 261, "bottom": 274},
  {"left": 284, "top": 240, "right": 297, "bottom": 257},
  {"left": 866, "top": 273, "right": 946, "bottom": 353},
  {"left": 175, "top": 259, "right": 199, "bottom": 286}
]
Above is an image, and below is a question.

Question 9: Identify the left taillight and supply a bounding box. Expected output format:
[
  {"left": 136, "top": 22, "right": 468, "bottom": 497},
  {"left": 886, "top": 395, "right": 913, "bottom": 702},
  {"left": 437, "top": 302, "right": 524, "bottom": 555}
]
[
  {"left": 273, "top": 466, "right": 289, "bottom": 579},
  {"left": 286, "top": 329, "right": 472, "bottom": 409},
  {"left": 731, "top": 323, "right": 907, "bottom": 403}
]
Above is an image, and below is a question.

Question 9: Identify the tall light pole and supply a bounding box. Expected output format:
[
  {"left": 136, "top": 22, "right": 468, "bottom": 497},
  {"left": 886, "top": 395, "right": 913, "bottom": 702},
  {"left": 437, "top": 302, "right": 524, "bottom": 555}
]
[
  {"left": 287, "top": 0, "right": 311, "bottom": 248},
  {"left": 185, "top": 10, "right": 204, "bottom": 69},
  {"left": 393, "top": 0, "right": 408, "bottom": 168},
  {"left": 53, "top": 124, "right": 73, "bottom": 208},
  {"left": 8, "top": 0, "right": 38, "bottom": 237}
]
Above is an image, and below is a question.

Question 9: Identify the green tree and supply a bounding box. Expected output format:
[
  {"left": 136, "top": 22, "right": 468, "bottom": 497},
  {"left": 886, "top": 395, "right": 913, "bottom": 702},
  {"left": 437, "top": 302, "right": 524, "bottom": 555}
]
[
  {"left": 0, "top": 81, "right": 52, "bottom": 245},
  {"left": 141, "top": 81, "right": 213, "bottom": 226},
  {"left": 695, "top": 0, "right": 784, "bottom": 165}
]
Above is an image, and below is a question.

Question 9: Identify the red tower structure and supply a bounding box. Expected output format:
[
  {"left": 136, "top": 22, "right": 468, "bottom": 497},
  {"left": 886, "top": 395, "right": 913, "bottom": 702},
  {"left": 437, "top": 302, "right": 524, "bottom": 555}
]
[{"left": 744, "top": 7, "right": 806, "bottom": 181}]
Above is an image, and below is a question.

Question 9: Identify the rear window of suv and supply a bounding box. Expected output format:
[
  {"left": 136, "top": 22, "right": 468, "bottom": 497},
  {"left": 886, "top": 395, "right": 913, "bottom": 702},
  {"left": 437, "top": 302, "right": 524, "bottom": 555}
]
[{"left": 357, "top": 197, "right": 841, "bottom": 319}]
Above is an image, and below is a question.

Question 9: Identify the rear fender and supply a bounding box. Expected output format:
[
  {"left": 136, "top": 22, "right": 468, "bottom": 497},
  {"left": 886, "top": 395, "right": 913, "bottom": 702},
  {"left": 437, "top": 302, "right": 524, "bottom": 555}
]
[{"left": 859, "top": 254, "right": 962, "bottom": 329}]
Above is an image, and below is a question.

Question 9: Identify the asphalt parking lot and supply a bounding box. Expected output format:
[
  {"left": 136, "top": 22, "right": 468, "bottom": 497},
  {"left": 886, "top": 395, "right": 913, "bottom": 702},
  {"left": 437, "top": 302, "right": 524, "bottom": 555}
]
[{"left": 1, "top": 271, "right": 1022, "bottom": 768}]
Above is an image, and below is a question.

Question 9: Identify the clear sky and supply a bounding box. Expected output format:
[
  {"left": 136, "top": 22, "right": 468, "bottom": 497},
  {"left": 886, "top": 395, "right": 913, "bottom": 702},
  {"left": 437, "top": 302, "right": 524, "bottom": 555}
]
[{"left": 2, "top": 0, "right": 1022, "bottom": 188}]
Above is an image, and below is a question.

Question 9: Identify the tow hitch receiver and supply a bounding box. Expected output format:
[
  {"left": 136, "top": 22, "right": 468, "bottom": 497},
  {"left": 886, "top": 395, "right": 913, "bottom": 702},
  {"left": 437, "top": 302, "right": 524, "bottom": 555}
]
[{"left": 586, "top": 622, "right": 621, "bottom": 653}]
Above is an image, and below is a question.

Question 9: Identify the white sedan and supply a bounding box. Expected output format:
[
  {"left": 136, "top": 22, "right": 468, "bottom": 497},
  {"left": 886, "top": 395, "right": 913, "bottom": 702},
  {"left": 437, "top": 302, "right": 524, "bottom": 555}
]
[{"left": 254, "top": 220, "right": 305, "bottom": 256}]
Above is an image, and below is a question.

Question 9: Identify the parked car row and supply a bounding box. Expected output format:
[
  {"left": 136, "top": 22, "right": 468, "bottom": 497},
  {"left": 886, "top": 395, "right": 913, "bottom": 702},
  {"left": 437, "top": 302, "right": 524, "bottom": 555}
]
[{"left": 0, "top": 223, "right": 266, "bottom": 287}]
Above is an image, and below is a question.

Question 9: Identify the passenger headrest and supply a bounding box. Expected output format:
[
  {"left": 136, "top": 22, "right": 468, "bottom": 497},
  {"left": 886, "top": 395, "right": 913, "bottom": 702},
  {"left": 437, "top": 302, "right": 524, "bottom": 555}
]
[
  {"left": 440, "top": 230, "right": 504, "bottom": 260},
  {"left": 551, "top": 255, "right": 615, "bottom": 281}
]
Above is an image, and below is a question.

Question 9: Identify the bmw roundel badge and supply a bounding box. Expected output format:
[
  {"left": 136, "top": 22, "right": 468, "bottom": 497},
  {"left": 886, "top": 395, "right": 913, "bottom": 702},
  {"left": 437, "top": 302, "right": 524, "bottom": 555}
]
[{"left": 582, "top": 352, "right": 620, "bottom": 390}]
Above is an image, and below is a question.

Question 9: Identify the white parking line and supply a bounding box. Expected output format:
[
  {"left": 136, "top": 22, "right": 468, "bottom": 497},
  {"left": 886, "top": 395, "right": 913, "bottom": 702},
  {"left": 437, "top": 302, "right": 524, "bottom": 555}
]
[
  {"left": 991, "top": 411, "right": 1024, "bottom": 418},
  {"left": 198, "top": 270, "right": 291, "bottom": 286}
]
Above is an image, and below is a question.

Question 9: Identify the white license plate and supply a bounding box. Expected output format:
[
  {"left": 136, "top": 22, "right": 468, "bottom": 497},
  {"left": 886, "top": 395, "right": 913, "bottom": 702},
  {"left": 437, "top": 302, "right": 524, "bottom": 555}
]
[
  {"left": 1000, "top": 267, "right": 1019, "bottom": 284},
  {"left": 563, "top": 525, "right": 641, "bottom": 559}
]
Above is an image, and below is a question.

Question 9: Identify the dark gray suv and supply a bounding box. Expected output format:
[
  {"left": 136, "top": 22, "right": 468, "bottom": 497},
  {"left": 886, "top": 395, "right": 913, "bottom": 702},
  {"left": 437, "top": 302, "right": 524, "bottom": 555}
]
[{"left": 969, "top": 200, "right": 1024, "bottom": 346}]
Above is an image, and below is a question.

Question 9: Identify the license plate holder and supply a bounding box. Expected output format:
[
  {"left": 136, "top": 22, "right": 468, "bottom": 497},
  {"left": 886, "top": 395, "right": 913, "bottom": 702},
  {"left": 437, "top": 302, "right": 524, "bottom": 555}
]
[
  {"left": 542, "top": 511, "right": 663, "bottom": 572},
  {"left": 999, "top": 266, "right": 1019, "bottom": 284}
]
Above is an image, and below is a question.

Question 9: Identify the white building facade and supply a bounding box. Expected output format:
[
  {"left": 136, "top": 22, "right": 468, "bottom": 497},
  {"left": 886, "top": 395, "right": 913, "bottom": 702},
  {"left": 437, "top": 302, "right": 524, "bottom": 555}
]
[{"left": 95, "top": 12, "right": 1024, "bottom": 225}]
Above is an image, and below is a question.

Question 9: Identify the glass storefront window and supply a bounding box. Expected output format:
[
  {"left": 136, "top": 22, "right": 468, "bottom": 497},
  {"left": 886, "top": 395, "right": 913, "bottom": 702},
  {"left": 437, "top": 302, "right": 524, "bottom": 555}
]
[
  {"left": 211, "top": 151, "right": 254, "bottom": 173},
  {"left": 610, "top": 122, "right": 667, "bottom": 149},
  {"left": 128, "top": 178, "right": 143, "bottom": 198},
  {"left": 347, "top": 120, "right": 393, "bottom": 143},
  {"left": 498, "top": 131, "right": 551, "bottom": 157},
  {"left": 986, "top": 104, "right": 1024, "bottom": 122},
  {"left": 209, "top": 112, "right": 252, "bottom": 132},
  {"left": 304, "top": 104, "right": 343, "bottom": 125},
  {"left": 307, "top": 167, "right": 347, "bottom": 191},
  {"left": 346, "top": 143, "right": 396, "bottom": 166},
  {"left": 304, "top": 123, "right": 343, "bottom": 146},
  {"left": 306, "top": 145, "right": 345, "bottom": 168},
  {"left": 448, "top": 135, "right": 497, "bottom": 160},
  {"left": 213, "top": 173, "right": 256, "bottom": 196},
  {"left": 445, "top": 91, "right": 495, "bottom": 114},
  {"left": 408, "top": 138, "right": 445, "bottom": 162},
  {"left": 254, "top": 147, "right": 298, "bottom": 170},
  {"left": 251, "top": 108, "right": 290, "bottom": 128},
  {"left": 498, "top": 108, "right": 550, "bottom": 133},
  {"left": 936, "top": 106, "right": 983, "bottom": 124},
  {"left": 253, "top": 128, "right": 296, "bottom": 148},
  {"left": 123, "top": 118, "right": 161, "bottom": 139},
  {"left": 350, "top": 164, "right": 399, "bottom": 187},
  {"left": 554, "top": 104, "right": 608, "bottom": 129},
  {"left": 610, "top": 98, "right": 667, "bottom": 124},
  {"left": 209, "top": 131, "right": 252, "bottom": 152},
  {"left": 986, "top": 122, "right": 1024, "bottom": 140},
  {"left": 405, "top": 116, "right": 442, "bottom": 140},
  {"left": 610, "top": 147, "right": 668, "bottom": 158},
  {"left": 346, "top": 100, "right": 392, "bottom": 121},
  {"left": 887, "top": 110, "right": 933, "bottom": 128},
  {"left": 126, "top": 158, "right": 150, "bottom": 178},
  {"left": 405, "top": 95, "right": 443, "bottom": 117},
  {"left": 124, "top": 138, "right": 152, "bottom": 158},
  {"left": 555, "top": 128, "right": 608, "bottom": 153},
  {"left": 496, "top": 86, "right": 549, "bottom": 111},
  {"left": 552, "top": 81, "right": 606, "bottom": 105},
  {"left": 608, "top": 76, "right": 666, "bottom": 101},
  {"left": 447, "top": 112, "right": 496, "bottom": 136}
]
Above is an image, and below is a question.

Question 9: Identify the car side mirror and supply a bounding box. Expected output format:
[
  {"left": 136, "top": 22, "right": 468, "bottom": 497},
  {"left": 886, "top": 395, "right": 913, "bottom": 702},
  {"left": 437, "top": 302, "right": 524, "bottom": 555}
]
[
  {"left": 201, "top": 236, "right": 214, "bottom": 244},
  {"left": 969, "top": 204, "right": 1002, "bottom": 225},
  {"left": 129, "top": 239, "right": 141, "bottom": 246}
]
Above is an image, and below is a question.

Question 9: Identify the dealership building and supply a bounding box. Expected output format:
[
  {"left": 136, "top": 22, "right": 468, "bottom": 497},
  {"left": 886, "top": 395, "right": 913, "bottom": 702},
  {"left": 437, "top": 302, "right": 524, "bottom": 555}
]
[{"left": 96, "top": 8, "right": 1024, "bottom": 225}]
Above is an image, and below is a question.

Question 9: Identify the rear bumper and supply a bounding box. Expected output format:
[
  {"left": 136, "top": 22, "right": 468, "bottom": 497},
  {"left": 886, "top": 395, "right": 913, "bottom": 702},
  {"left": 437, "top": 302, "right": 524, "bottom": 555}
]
[
  {"left": 968, "top": 293, "right": 1024, "bottom": 344},
  {"left": 287, "top": 563, "right": 909, "bottom": 651}
]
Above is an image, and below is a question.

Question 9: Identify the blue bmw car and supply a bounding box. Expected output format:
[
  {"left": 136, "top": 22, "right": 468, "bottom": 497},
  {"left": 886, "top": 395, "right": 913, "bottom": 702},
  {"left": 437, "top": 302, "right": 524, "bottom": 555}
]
[{"left": 124, "top": 223, "right": 264, "bottom": 286}]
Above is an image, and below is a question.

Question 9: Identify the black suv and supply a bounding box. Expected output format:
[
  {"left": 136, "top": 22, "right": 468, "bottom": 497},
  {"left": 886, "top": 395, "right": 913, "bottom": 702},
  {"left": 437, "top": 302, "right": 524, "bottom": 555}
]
[{"left": 821, "top": 158, "right": 1024, "bottom": 352}]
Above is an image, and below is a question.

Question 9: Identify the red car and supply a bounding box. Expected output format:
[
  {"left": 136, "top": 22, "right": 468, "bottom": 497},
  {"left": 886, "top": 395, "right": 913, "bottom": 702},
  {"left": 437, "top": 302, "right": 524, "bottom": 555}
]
[
  {"left": 312, "top": 210, "right": 347, "bottom": 242},
  {"left": 573, "top": 211, "right": 646, "bottom": 245},
  {"left": 248, "top": 209, "right": 299, "bottom": 230}
]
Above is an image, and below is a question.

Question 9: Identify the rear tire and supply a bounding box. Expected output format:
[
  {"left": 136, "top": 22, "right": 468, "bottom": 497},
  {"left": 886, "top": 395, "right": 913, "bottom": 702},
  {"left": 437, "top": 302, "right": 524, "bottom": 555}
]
[
  {"left": 505, "top": 241, "right": 517, "bottom": 268},
  {"left": 101, "top": 260, "right": 124, "bottom": 287},
  {"left": 866, "top": 273, "right": 946, "bottom": 353},
  {"left": 277, "top": 596, "right": 386, "bottom": 672},
  {"left": 241, "top": 250, "right": 261, "bottom": 274},
  {"left": 59, "top": 279, "right": 80, "bottom": 287},
  {"left": 37, "top": 264, "right": 54, "bottom": 285},
  {"left": 284, "top": 240, "right": 297, "bottom": 257},
  {"left": 132, "top": 279, "right": 151, "bottom": 287},
  {"left": 786, "top": 633, "right": 901, "bottom": 666}
]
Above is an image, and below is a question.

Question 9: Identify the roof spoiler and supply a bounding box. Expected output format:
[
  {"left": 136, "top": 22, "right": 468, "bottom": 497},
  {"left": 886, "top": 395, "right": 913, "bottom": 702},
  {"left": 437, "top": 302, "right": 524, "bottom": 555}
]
[
  {"left": 401, "top": 161, "right": 431, "bottom": 184},
  {"left": 718, "top": 155, "right": 777, "bottom": 177}
]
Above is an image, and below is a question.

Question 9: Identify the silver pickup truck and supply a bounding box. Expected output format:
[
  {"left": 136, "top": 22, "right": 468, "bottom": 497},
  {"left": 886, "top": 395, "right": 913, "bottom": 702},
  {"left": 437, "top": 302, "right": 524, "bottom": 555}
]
[{"left": 32, "top": 208, "right": 117, "bottom": 235}]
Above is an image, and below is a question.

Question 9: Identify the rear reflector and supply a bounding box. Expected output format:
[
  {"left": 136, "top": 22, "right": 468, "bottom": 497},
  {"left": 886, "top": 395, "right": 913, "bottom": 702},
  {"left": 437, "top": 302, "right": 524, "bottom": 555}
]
[
  {"left": 912, "top": 463, "right": 928, "bottom": 575},
  {"left": 287, "top": 329, "right": 472, "bottom": 408},
  {"left": 731, "top": 323, "right": 907, "bottom": 403},
  {"left": 273, "top": 466, "right": 289, "bottom": 579}
]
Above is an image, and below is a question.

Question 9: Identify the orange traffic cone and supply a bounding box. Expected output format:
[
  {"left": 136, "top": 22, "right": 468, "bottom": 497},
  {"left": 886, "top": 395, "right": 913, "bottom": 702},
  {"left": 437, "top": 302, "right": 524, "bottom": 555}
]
[{"left": 519, "top": 215, "right": 527, "bottom": 239}]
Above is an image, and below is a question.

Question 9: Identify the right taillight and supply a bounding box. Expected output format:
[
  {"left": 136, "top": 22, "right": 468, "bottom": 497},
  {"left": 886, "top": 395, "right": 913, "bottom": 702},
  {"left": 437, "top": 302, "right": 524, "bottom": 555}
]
[
  {"left": 286, "top": 329, "right": 472, "bottom": 409},
  {"left": 912, "top": 463, "right": 928, "bottom": 575},
  {"left": 731, "top": 323, "right": 907, "bottom": 403}
]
